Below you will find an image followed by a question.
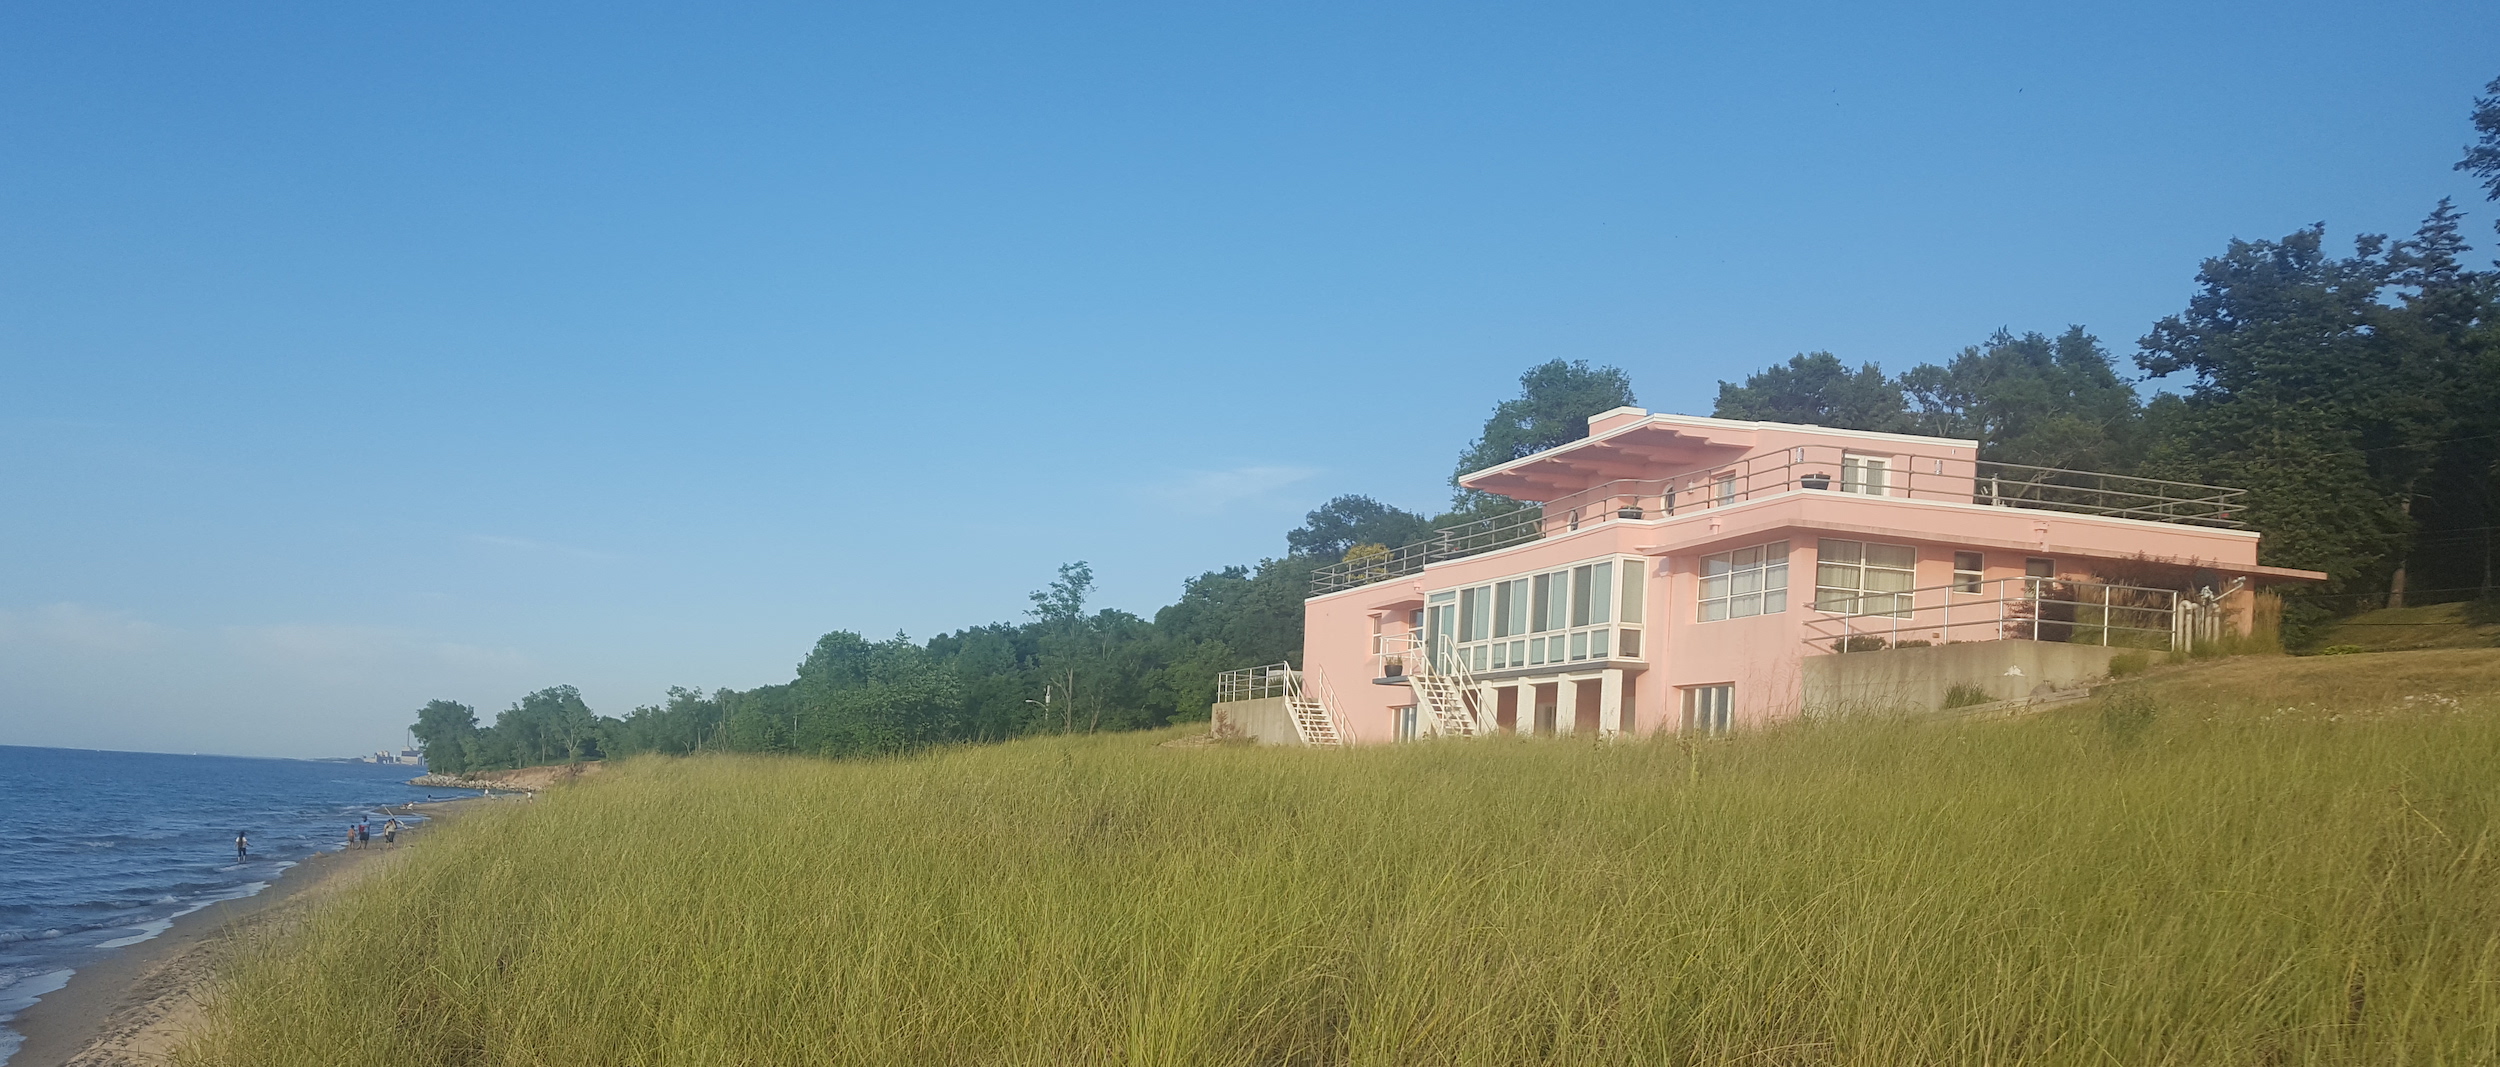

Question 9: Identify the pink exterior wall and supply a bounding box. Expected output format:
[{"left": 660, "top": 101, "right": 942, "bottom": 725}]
[{"left": 1302, "top": 410, "right": 2295, "bottom": 741}]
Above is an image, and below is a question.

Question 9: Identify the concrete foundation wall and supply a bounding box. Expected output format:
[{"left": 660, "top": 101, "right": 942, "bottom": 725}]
[
  {"left": 1209, "top": 696, "right": 1300, "bottom": 745},
  {"left": 1801, "top": 640, "right": 2129, "bottom": 716}
]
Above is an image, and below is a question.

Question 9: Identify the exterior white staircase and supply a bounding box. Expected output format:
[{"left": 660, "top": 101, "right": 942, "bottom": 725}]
[
  {"left": 1284, "top": 667, "right": 1349, "bottom": 747},
  {"left": 1383, "top": 633, "right": 1493, "bottom": 737}
]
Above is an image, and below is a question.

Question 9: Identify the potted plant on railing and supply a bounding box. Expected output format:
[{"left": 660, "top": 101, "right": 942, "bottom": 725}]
[
  {"left": 1616, "top": 502, "right": 1645, "bottom": 519},
  {"left": 1799, "top": 471, "right": 1833, "bottom": 491},
  {"left": 1377, "top": 655, "right": 1406, "bottom": 684}
]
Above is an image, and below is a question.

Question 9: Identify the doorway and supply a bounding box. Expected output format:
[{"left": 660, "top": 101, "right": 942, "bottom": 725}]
[
  {"left": 1495, "top": 686, "right": 1519, "bottom": 733},
  {"left": 1532, "top": 682, "right": 1558, "bottom": 736}
]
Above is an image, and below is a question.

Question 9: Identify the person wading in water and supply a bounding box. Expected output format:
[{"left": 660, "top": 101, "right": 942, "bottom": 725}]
[{"left": 235, "top": 831, "right": 248, "bottom": 862}]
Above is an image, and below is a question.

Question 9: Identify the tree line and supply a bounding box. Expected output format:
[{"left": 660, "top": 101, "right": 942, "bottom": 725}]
[{"left": 411, "top": 76, "right": 2500, "bottom": 773}]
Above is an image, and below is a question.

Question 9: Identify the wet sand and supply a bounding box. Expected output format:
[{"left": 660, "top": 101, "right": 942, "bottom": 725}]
[{"left": 7, "top": 799, "right": 481, "bottom": 1067}]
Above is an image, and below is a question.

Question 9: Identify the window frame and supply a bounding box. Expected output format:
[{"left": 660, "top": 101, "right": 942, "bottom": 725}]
[
  {"left": 1952, "top": 551, "right": 1984, "bottom": 595},
  {"left": 1813, "top": 538, "right": 1917, "bottom": 618},
  {"left": 1697, "top": 540, "right": 1791, "bottom": 622},
  {"left": 1841, "top": 452, "right": 1891, "bottom": 496},
  {"left": 1430, "top": 556, "right": 1644, "bottom": 672},
  {"left": 1681, "top": 684, "right": 1733, "bottom": 735}
]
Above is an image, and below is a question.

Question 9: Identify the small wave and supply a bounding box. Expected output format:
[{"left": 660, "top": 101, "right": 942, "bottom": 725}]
[{"left": 94, "top": 918, "right": 174, "bottom": 950}]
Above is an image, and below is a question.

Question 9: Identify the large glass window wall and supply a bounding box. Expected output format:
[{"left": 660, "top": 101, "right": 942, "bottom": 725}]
[{"left": 1425, "top": 557, "right": 1645, "bottom": 673}]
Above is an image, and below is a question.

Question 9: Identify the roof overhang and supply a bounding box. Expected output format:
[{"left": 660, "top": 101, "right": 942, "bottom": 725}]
[
  {"left": 1456, "top": 410, "right": 1978, "bottom": 502},
  {"left": 1457, "top": 418, "right": 1756, "bottom": 501}
]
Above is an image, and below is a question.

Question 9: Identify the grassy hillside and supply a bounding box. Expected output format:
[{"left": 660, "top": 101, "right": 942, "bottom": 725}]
[
  {"left": 2312, "top": 600, "right": 2500, "bottom": 653},
  {"left": 190, "top": 651, "right": 2500, "bottom": 1066}
]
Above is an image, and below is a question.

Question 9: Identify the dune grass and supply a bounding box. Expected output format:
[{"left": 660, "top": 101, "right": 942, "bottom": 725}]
[{"left": 187, "top": 650, "right": 2500, "bottom": 1066}]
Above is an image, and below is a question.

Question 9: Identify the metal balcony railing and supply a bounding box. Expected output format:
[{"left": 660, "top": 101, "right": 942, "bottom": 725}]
[
  {"left": 1798, "top": 576, "right": 2185, "bottom": 653},
  {"left": 1309, "top": 442, "right": 2248, "bottom": 596}
]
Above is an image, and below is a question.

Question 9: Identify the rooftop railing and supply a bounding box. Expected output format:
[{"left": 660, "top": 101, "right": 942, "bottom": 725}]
[{"left": 1309, "top": 442, "right": 2248, "bottom": 596}]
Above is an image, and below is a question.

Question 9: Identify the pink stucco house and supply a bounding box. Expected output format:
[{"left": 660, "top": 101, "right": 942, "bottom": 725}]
[{"left": 1214, "top": 408, "right": 2325, "bottom": 745}]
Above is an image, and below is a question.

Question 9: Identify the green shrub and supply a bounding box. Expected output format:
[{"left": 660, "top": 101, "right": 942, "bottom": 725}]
[
  {"left": 1941, "top": 683, "right": 1994, "bottom": 709},
  {"left": 2107, "top": 651, "right": 2152, "bottom": 678}
]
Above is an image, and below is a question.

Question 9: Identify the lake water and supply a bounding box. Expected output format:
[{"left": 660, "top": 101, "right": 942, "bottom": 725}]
[{"left": 0, "top": 745, "right": 473, "bottom": 1065}]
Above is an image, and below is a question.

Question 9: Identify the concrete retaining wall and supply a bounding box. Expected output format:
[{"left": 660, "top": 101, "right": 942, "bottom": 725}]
[
  {"left": 1801, "top": 640, "right": 2130, "bottom": 716},
  {"left": 1209, "top": 696, "right": 1300, "bottom": 745}
]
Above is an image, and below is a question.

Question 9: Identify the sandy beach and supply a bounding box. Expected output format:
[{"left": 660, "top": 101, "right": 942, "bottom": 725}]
[{"left": 6, "top": 798, "right": 481, "bottom": 1067}]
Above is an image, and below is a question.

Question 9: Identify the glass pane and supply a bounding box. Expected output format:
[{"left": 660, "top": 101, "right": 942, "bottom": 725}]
[
  {"left": 1766, "top": 561, "right": 1789, "bottom": 590},
  {"left": 1619, "top": 564, "right": 1644, "bottom": 624},
  {"left": 1866, "top": 568, "right": 1914, "bottom": 593},
  {"left": 1571, "top": 566, "right": 1593, "bottom": 627},
  {"left": 1507, "top": 579, "right": 1529, "bottom": 636},
  {"left": 1701, "top": 598, "right": 1727, "bottom": 622},
  {"left": 1529, "top": 639, "right": 1546, "bottom": 665},
  {"left": 1732, "top": 569, "right": 1760, "bottom": 595},
  {"left": 1492, "top": 643, "right": 1508, "bottom": 669},
  {"left": 1866, "top": 543, "right": 1916, "bottom": 570},
  {"left": 1731, "top": 593, "right": 1760, "bottom": 618},
  {"left": 1492, "top": 583, "right": 1513, "bottom": 638},
  {"left": 1474, "top": 645, "right": 1489, "bottom": 670},
  {"left": 1429, "top": 591, "right": 1455, "bottom": 603},
  {"left": 1954, "top": 551, "right": 1982, "bottom": 572},
  {"left": 1531, "top": 574, "right": 1552, "bottom": 632},
  {"left": 1458, "top": 587, "right": 1478, "bottom": 641},
  {"left": 1817, "top": 563, "right": 1858, "bottom": 589},
  {"left": 1589, "top": 562, "right": 1612, "bottom": 622},
  {"left": 1619, "top": 629, "right": 1640, "bottom": 657},
  {"left": 1511, "top": 640, "right": 1526, "bottom": 663},
  {"left": 1702, "top": 554, "right": 1730, "bottom": 577},
  {"left": 1818, "top": 539, "right": 1861, "bottom": 565},
  {"left": 1814, "top": 588, "right": 1855, "bottom": 612},
  {"left": 1569, "top": 631, "right": 1588, "bottom": 660},
  {"left": 1732, "top": 545, "right": 1759, "bottom": 568},
  {"left": 1764, "top": 541, "right": 1789, "bottom": 562},
  {"left": 1763, "top": 588, "right": 1786, "bottom": 614}
]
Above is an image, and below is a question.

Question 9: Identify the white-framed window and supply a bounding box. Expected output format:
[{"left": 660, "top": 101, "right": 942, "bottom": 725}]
[
  {"left": 1395, "top": 705, "right": 1419, "bottom": 741},
  {"left": 2024, "top": 557, "right": 2056, "bottom": 596},
  {"left": 1841, "top": 452, "right": 1891, "bottom": 496},
  {"left": 1681, "top": 684, "right": 1732, "bottom": 735},
  {"left": 1953, "top": 551, "right": 1983, "bottom": 594},
  {"left": 1432, "top": 557, "right": 1642, "bottom": 672},
  {"left": 1815, "top": 539, "right": 1915, "bottom": 617},
  {"left": 1698, "top": 541, "right": 1790, "bottom": 621},
  {"left": 1714, "top": 473, "right": 1737, "bottom": 505}
]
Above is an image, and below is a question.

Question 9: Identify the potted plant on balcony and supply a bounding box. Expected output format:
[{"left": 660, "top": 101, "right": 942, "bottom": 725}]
[
  {"left": 1616, "top": 503, "right": 1645, "bottom": 519},
  {"left": 1377, "top": 655, "right": 1406, "bottom": 684},
  {"left": 1799, "top": 471, "right": 1833, "bottom": 490}
]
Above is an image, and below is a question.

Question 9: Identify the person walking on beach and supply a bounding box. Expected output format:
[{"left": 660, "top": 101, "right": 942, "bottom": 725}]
[
  {"left": 235, "top": 831, "right": 248, "bottom": 862},
  {"left": 357, "top": 821, "right": 371, "bottom": 848},
  {"left": 383, "top": 818, "right": 400, "bottom": 846},
  {"left": 347, "top": 824, "right": 360, "bottom": 850}
]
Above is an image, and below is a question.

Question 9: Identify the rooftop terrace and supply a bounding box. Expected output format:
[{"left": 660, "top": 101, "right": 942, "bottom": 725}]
[{"left": 1311, "top": 443, "right": 2249, "bottom": 596}]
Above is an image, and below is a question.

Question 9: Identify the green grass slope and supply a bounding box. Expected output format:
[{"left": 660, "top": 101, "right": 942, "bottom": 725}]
[
  {"left": 191, "top": 651, "right": 2500, "bottom": 1066},
  {"left": 2312, "top": 601, "right": 2500, "bottom": 653}
]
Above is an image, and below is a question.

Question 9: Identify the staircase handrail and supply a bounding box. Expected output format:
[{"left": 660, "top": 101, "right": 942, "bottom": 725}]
[
  {"left": 1377, "top": 631, "right": 1491, "bottom": 737},
  {"left": 1281, "top": 665, "right": 1348, "bottom": 747},
  {"left": 1308, "top": 665, "right": 1353, "bottom": 745}
]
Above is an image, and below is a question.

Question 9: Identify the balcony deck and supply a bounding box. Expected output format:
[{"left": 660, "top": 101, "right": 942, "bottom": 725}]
[{"left": 1311, "top": 445, "right": 2248, "bottom": 596}]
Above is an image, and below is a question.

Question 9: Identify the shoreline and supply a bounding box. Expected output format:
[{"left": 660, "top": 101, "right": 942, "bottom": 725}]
[{"left": 6, "top": 798, "right": 481, "bottom": 1067}]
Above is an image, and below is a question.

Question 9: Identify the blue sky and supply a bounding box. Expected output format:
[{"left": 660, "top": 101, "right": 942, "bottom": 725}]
[{"left": 4, "top": 1, "right": 2496, "bottom": 757}]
